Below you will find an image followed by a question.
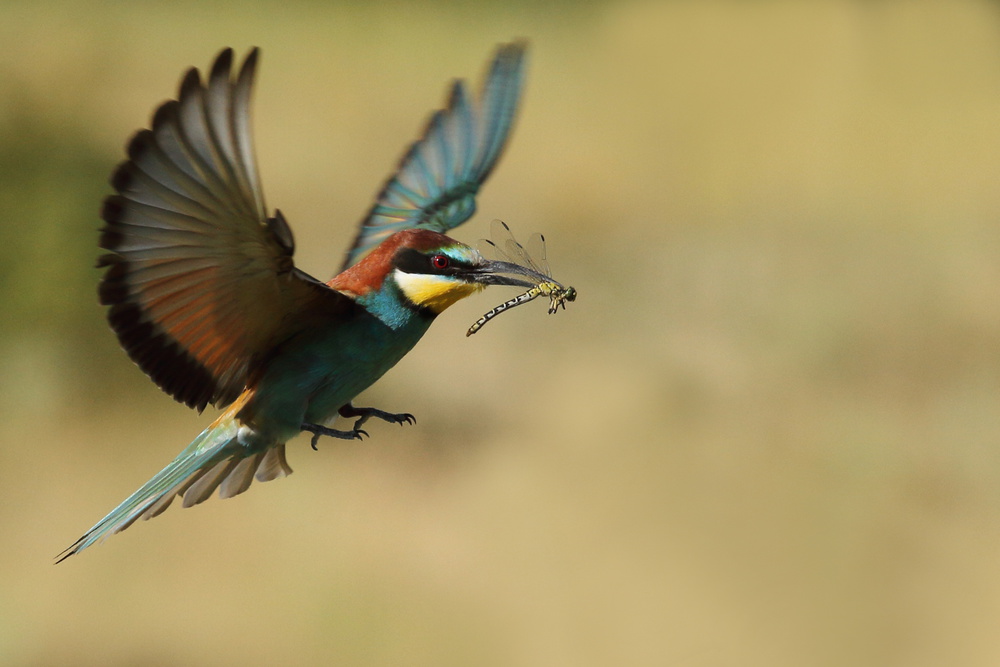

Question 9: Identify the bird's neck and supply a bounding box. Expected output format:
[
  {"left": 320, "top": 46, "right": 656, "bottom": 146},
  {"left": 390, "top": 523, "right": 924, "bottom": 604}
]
[{"left": 354, "top": 275, "right": 435, "bottom": 330}]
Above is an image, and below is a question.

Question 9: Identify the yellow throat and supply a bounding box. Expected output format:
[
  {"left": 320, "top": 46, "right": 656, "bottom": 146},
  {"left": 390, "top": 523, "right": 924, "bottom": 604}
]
[{"left": 393, "top": 269, "right": 484, "bottom": 313}]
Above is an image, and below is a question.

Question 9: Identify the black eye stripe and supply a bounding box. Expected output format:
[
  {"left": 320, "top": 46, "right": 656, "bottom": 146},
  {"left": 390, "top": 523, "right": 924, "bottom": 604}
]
[{"left": 393, "top": 248, "right": 472, "bottom": 275}]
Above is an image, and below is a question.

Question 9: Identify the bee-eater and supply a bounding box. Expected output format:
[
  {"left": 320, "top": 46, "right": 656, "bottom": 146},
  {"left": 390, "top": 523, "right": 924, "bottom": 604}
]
[{"left": 58, "top": 42, "right": 551, "bottom": 561}]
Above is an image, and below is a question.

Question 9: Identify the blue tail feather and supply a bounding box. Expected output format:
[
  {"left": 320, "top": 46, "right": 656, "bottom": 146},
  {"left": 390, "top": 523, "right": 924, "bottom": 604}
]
[{"left": 57, "top": 418, "right": 251, "bottom": 562}]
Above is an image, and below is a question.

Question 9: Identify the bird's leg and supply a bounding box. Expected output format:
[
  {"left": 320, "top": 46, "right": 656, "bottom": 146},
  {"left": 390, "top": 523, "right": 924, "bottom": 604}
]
[
  {"left": 301, "top": 422, "right": 368, "bottom": 451},
  {"left": 338, "top": 403, "right": 416, "bottom": 432}
]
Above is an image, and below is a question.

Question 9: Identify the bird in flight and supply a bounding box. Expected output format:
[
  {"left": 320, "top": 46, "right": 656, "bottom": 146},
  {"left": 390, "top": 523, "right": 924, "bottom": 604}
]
[{"left": 58, "top": 42, "right": 552, "bottom": 561}]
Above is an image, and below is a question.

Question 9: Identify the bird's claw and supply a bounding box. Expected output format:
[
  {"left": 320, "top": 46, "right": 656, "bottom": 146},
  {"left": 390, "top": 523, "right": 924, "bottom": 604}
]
[
  {"left": 339, "top": 405, "right": 416, "bottom": 429},
  {"left": 302, "top": 422, "right": 368, "bottom": 450},
  {"left": 391, "top": 413, "right": 416, "bottom": 426},
  {"left": 304, "top": 408, "right": 414, "bottom": 449}
]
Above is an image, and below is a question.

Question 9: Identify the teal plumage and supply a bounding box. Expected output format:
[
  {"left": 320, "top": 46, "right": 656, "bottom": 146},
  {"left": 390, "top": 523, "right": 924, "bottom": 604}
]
[
  {"left": 344, "top": 42, "right": 527, "bottom": 268},
  {"left": 57, "top": 43, "right": 554, "bottom": 562},
  {"left": 61, "top": 417, "right": 248, "bottom": 558}
]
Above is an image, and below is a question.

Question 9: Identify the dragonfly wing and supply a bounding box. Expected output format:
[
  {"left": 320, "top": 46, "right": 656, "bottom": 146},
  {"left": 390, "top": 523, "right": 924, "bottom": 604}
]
[
  {"left": 525, "top": 233, "right": 550, "bottom": 278},
  {"left": 481, "top": 219, "right": 550, "bottom": 278}
]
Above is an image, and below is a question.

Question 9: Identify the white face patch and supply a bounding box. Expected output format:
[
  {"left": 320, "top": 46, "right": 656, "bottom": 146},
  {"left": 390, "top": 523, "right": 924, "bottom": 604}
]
[{"left": 394, "top": 269, "right": 484, "bottom": 313}]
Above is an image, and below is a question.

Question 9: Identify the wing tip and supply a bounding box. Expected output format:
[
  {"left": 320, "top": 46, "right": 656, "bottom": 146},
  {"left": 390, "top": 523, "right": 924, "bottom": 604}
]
[
  {"left": 179, "top": 65, "right": 202, "bottom": 99},
  {"left": 178, "top": 47, "right": 259, "bottom": 99},
  {"left": 240, "top": 47, "right": 260, "bottom": 76},
  {"left": 497, "top": 39, "right": 529, "bottom": 60},
  {"left": 100, "top": 194, "right": 127, "bottom": 228},
  {"left": 206, "top": 46, "right": 260, "bottom": 87},
  {"left": 210, "top": 47, "right": 235, "bottom": 80}
]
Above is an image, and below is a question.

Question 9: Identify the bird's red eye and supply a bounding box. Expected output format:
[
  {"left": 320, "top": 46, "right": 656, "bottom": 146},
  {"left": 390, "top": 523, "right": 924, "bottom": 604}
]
[{"left": 431, "top": 254, "right": 450, "bottom": 270}]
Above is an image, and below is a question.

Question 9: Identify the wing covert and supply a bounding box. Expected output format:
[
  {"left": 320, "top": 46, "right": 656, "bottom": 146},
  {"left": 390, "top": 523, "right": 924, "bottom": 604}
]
[
  {"left": 99, "top": 48, "right": 349, "bottom": 411},
  {"left": 341, "top": 41, "right": 528, "bottom": 270}
]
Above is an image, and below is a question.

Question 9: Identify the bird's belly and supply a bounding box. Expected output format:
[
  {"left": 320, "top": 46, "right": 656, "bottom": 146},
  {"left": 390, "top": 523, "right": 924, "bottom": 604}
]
[
  {"left": 301, "top": 331, "right": 422, "bottom": 424},
  {"left": 240, "top": 314, "right": 431, "bottom": 441}
]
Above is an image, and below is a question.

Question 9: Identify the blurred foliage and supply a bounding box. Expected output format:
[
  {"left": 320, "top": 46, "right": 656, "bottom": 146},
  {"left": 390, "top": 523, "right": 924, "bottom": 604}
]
[{"left": 0, "top": 87, "right": 141, "bottom": 409}]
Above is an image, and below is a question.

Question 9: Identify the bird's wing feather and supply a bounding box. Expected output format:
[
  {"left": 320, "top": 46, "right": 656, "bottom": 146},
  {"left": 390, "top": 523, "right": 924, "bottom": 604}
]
[
  {"left": 98, "top": 48, "right": 350, "bottom": 412},
  {"left": 341, "top": 41, "right": 527, "bottom": 270}
]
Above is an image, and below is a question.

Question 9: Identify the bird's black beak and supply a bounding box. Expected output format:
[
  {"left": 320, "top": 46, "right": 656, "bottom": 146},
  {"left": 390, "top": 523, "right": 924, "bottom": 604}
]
[{"left": 466, "top": 258, "right": 552, "bottom": 288}]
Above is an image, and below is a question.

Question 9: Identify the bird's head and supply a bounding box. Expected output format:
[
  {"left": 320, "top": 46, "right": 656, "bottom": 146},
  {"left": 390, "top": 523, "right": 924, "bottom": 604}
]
[{"left": 330, "top": 229, "right": 548, "bottom": 314}]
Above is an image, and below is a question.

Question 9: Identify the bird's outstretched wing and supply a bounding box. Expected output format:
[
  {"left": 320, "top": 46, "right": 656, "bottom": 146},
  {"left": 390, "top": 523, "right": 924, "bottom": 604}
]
[
  {"left": 341, "top": 41, "right": 528, "bottom": 270},
  {"left": 99, "top": 48, "right": 351, "bottom": 412}
]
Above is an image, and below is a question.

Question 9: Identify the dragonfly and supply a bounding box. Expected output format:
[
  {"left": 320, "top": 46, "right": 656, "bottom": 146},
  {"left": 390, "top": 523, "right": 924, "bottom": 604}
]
[{"left": 466, "top": 220, "right": 577, "bottom": 336}]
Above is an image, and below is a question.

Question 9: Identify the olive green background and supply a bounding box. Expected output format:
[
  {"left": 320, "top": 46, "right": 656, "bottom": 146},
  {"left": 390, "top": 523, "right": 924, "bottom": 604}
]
[{"left": 3, "top": 1, "right": 1000, "bottom": 665}]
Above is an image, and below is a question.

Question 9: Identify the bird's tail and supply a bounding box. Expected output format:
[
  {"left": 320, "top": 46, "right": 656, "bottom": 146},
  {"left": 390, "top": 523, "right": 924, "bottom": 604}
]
[{"left": 57, "top": 397, "right": 293, "bottom": 562}]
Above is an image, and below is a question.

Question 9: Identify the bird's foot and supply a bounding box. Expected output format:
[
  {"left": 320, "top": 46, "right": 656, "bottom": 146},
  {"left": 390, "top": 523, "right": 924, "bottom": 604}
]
[
  {"left": 338, "top": 404, "right": 416, "bottom": 432},
  {"left": 301, "top": 422, "right": 368, "bottom": 451}
]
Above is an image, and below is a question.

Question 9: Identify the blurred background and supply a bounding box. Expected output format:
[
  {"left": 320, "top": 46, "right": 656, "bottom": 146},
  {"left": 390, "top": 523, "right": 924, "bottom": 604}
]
[{"left": 3, "top": 0, "right": 1000, "bottom": 664}]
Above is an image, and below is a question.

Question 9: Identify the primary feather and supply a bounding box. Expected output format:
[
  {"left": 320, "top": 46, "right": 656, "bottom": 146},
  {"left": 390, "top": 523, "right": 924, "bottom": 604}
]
[
  {"left": 342, "top": 41, "right": 527, "bottom": 269},
  {"left": 98, "top": 47, "right": 349, "bottom": 412}
]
